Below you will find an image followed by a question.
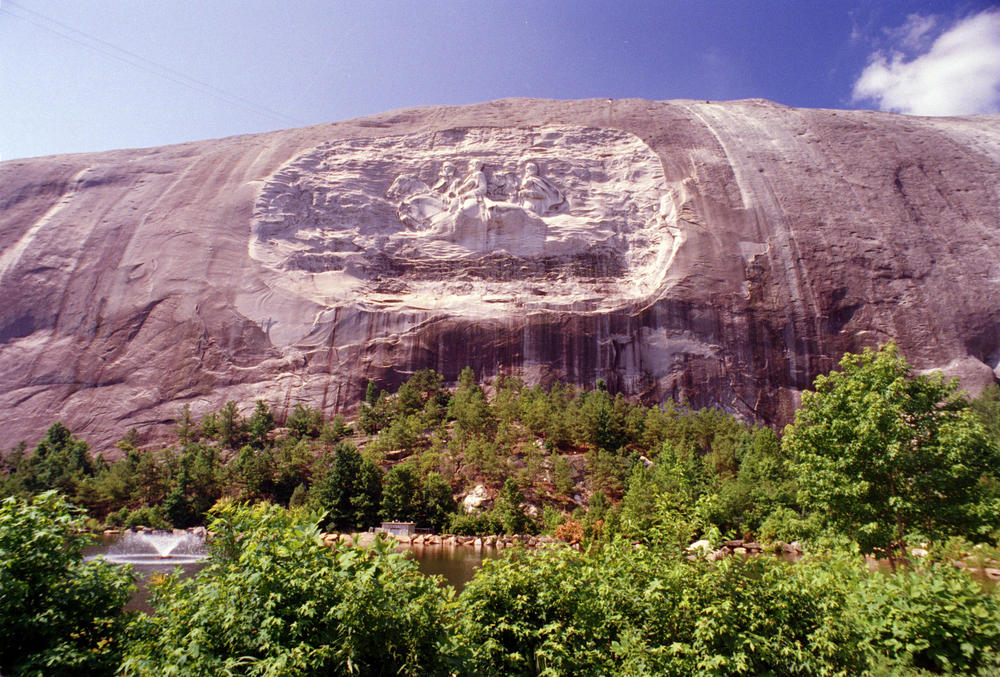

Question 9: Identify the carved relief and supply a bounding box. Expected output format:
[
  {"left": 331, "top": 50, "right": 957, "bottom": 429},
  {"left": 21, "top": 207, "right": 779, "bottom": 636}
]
[
  {"left": 387, "top": 159, "right": 563, "bottom": 256},
  {"left": 251, "top": 126, "right": 678, "bottom": 311}
]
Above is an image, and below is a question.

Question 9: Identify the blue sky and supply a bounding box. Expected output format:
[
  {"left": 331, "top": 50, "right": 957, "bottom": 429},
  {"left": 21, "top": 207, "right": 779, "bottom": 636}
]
[{"left": 1, "top": 0, "right": 998, "bottom": 160}]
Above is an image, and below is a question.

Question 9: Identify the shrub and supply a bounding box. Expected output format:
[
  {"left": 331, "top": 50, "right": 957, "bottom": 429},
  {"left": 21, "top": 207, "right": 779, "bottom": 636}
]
[
  {"left": 447, "top": 511, "right": 502, "bottom": 536},
  {"left": 122, "top": 502, "right": 457, "bottom": 675},
  {"left": 0, "top": 491, "right": 135, "bottom": 675}
]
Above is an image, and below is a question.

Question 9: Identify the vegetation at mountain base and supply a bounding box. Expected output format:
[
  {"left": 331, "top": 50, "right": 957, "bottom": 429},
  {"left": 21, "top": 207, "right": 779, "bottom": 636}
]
[
  {"left": 2, "top": 343, "right": 1000, "bottom": 673},
  {"left": 2, "top": 345, "right": 999, "bottom": 556},
  {"left": 458, "top": 539, "right": 1000, "bottom": 676},
  {"left": 1, "top": 496, "right": 997, "bottom": 676}
]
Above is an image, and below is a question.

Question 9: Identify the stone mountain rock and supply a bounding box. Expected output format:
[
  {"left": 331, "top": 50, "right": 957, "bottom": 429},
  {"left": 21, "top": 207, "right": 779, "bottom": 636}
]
[{"left": 1, "top": 98, "right": 999, "bottom": 452}]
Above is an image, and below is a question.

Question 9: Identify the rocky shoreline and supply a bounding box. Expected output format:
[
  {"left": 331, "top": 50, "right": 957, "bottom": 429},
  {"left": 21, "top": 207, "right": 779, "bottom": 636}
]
[{"left": 320, "top": 531, "right": 559, "bottom": 549}]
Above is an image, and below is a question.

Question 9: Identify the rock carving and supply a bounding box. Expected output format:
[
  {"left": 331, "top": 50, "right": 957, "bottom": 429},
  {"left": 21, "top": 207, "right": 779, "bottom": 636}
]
[
  {"left": 252, "top": 125, "right": 673, "bottom": 312},
  {"left": 518, "top": 162, "right": 564, "bottom": 216},
  {"left": 390, "top": 158, "right": 563, "bottom": 255}
]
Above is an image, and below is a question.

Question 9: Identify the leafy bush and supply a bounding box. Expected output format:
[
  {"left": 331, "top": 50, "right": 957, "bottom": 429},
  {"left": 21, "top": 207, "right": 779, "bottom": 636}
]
[
  {"left": 456, "top": 540, "right": 1000, "bottom": 676},
  {"left": 855, "top": 564, "right": 1000, "bottom": 673},
  {"left": 122, "top": 502, "right": 456, "bottom": 676},
  {"left": 785, "top": 342, "right": 1000, "bottom": 559},
  {"left": 447, "top": 511, "right": 502, "bottom": 536},
  {"left": 0, "top": 491, "right": 135, "bottom": 675},
  {"left": 122, "top": 504, "right": 170, "bottom": 530}
]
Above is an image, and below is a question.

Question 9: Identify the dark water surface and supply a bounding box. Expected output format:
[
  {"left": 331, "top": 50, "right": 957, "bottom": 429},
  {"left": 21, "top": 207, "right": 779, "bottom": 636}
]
[
  {"left": 85, "top": 534, "right": 500, "bottom": 613},
  {"left": 401, "top": 544, "right": 501, "bottom": 592}
]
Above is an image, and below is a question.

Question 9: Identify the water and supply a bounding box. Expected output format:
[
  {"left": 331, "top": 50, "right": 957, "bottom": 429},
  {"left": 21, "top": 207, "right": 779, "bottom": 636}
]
[
  {"left": 99, "top": 530, "right": 207, "bottom": 565},
  {"left": 402, "top": 544, "right": 501, "bottom": 592},
  {"left": 85, "top": 531, "right": 209, "bottom": 612},
  {"left": 86, "top": 531, "right": 499, "bottom": 612}
]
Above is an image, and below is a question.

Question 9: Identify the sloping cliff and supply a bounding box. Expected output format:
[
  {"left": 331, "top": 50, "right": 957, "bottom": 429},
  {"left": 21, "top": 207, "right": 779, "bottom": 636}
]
[{"left": 1, "top": 98, "right": 998, "bottom": 450}]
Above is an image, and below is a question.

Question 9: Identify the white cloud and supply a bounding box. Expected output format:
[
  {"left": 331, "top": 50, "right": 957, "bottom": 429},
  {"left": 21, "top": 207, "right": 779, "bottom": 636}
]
[
  {"left": 852, "top": 9, "right": 1000, "bottom": 116},
  {"left": 885, "top": 13, "right": 938, "bottom": 51}
]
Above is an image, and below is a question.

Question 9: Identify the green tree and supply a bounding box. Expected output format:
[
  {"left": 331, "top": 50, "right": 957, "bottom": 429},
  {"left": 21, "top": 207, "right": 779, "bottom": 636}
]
[
  {"left": 311, "top": 444, "right": 382, "bottom": 531},
  {"left": 217, "top": 400, "right": 245, "bottom": 449},
  {"left": 246, "top": 399, "right": 274, "bottom": 449},
  {"left": 448, "top": 367, "right": 494, "bottom": 439},
  {"left": 286, "top": 402, "right": 323, "bottom": 439},
  {"left": 0, "top": 492, "right": 135, "bottom": 675},
  {"left": 234, "top": 444, "right": 274, "bottom": 500},
  {"left": 359, "top": 389, "right": 392, "bottom": 435},
  {"left": 551, "top": 454, "right": 575, "bottom": 498},
  {"left": 493, "top": 478, "right": 532, "bottom": 535},
  {"left": 784, "top": 343, "right": 1000, "bottom": 559},
  {"left": 419, "top": 472, "right": 456, "bottom": 531},
  {"left": 175, "top": 403, "right": 195, "bottom": 446},
  {"left": 382, "top": 464, "right": 421, "bottom": 521},
  {"left": 24, "top": 422, "right": 95, "bottom": 496}
]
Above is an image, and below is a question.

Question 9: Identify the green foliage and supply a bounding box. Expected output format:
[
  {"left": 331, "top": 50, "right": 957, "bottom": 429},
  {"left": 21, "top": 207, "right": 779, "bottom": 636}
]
[
  {"left": 286, "top": 402, "right": 323, "bottom": 440},
  {"left": 0, "top": 491, "right": 134, "bottom": 675},
  {"left": 420, "top": 472, "right": 456, "bottom": 532},
  {"left": 122, "top": 502, "right": 456, "bottom": 676},
  {"left": 162, "top": 482, "right": 196, "bottom": 528},
  {"left": 855, "top": 563, "right": 1000, "bottom": 673},
  {"left": 310, "top": 443, "right": 382, "bottom": 532},
  {"left": 175, "top": 404, "right": 195, "bottom": 447},
  {"left": 23, "top": 422, "right": 97, "bottom": 496},
  {"left": 456, "top": 541, "right": 1000, "bottom": 676},
  {"left": 971, "top": 383, "right": 1000, "bottom": 443},
  {"left": 447, "top": 510, "right": 502, "bottom": 536},
  {"left": 784, "top": 342, "right": 1000, "bottom": 557},
  {"left": 551, "top": 454, "right": 575, "bottom": 497},
  {"left": 493, "top": 478, "right": 534, "bottom": 535},
  {"left": 449, "top": 367, "right": 495, "bottom": 439},
  {"left": 320, "top": 414, "right": 351, "bottom": 443},
  {"left": 359, "top": 386, "right": 391, "bottom": 435},
  {"left": 246, "top": 400, "right": 275, "bottom": 449},
  {"left": 288, "top": 482, "right": 308, "bottom": 509},
  {"left": 111, "top": 504, "right": 170, "bottom": 530},
  {"left": 382, "top": 464, "right": 421, "bottom": 521},
  {"left": 234, "top": 444, "right": 274, "bottom": 500}
]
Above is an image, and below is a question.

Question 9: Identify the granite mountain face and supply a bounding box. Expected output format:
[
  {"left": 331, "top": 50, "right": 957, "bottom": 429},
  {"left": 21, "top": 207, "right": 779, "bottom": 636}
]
[{"left": 1, "top": 98, "right": 998, "bottom": 450}]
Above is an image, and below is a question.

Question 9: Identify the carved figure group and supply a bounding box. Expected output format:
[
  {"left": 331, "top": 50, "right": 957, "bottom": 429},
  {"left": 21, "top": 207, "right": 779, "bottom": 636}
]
[
  {"left": 387, "top": 159, "right": 565, "bottom": 255},
  {"left": 391, "top": 159, "right": 563, "bottom": 227}
]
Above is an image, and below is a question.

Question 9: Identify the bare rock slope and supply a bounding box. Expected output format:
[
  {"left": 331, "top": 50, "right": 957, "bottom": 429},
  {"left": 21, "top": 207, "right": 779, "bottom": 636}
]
[{"left": 2, "top": 98, "right": 999, "bottom": 450}]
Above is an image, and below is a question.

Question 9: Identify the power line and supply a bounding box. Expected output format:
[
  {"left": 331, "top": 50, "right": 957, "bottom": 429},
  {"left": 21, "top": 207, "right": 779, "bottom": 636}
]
[{"left": 0, "top": 0, "right": 304, "bottom": 127}]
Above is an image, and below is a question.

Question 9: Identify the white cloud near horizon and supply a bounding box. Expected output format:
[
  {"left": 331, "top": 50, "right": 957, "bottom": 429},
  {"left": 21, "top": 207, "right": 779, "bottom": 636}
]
[{"left": 852, "top": 9, "right": 1000, "bottom": 116}]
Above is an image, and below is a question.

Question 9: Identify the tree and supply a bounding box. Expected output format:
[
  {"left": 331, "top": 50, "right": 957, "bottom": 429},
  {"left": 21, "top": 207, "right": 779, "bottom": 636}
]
[
  {"left": 246, "top": 400, "right": 274, "bottom": 449},
  {"left": 286, "top": 402, "right": 323, "bottom": 439},
  {"left": 783, "top": 343, "right": 1000, "bottom": 559},
  {"left": 382, "top": 464, "right": 421, "bottom": 521},
  {"left": 217, "top": 400, "right": 245, "bottom": 449},
  {"left": 0, "top": 492, "right": 135, "bottom": 675},
  {"left": 311, "top": 443, "right": 382, "bottom": 531},
  {"left": 175, "top": 403, "right": 195, "bottom": 446},
  {"left": 448, "top": 366, "right": 494, "bottom": 439},
  {"left": 419, "top": 472, "right": 456, "bottom": 531},
  {"left": 493, "top": 478, "right": 532, "bottom": 535},
  {"left": 24, "top": 422, "right": 95, "bottom": 496}
]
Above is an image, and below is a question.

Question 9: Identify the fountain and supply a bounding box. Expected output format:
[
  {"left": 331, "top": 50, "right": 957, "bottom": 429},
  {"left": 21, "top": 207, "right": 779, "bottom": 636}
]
[{"left": 97, "top": 529, "right": 207, "bottom": 566}]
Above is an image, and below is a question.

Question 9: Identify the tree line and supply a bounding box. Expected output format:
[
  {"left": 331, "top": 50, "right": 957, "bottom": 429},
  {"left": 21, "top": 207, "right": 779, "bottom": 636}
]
[{"left": 3, "top": 343, "right": 1000, "bottom": 562}]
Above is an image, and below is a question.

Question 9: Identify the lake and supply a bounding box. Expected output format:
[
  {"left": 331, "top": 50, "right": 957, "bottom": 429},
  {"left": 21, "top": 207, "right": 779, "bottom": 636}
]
[{"left": 85, "top": 531, "right": 501, "bottom": 613}]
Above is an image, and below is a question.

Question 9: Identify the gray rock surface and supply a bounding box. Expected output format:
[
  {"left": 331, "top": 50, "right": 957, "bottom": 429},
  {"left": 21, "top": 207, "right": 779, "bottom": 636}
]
[{"left": 1, "top": 97, "right": 999, "bottom": 452}]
